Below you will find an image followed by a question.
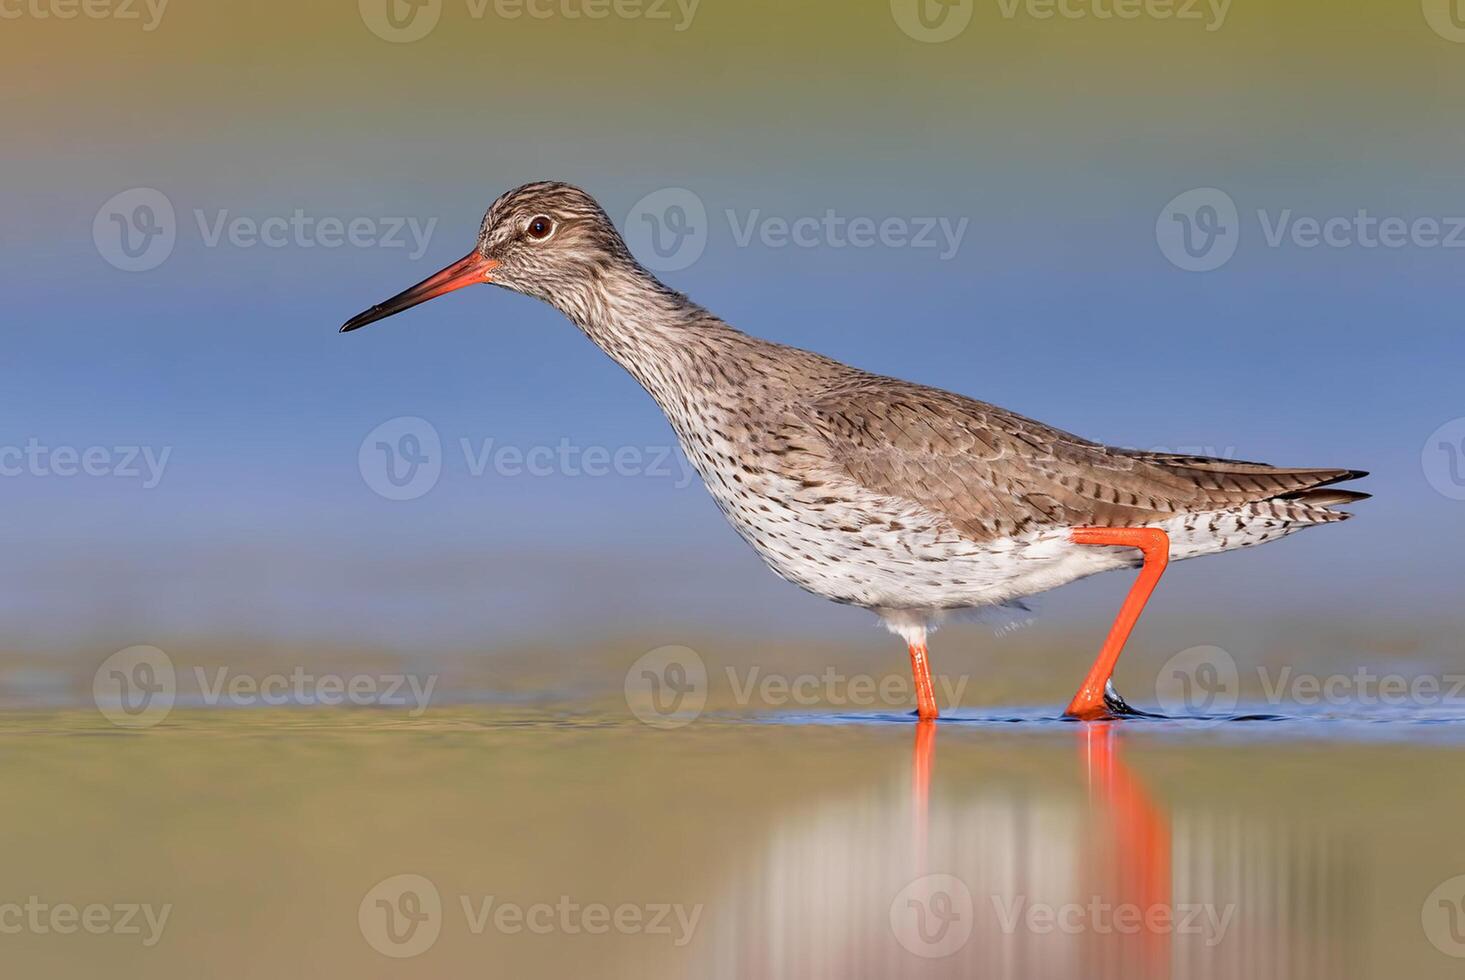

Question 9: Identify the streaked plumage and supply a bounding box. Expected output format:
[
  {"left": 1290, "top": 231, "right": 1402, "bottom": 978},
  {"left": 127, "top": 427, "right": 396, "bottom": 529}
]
[{"left": 342, "top": 181, "right": 1368, "bottom": 718}]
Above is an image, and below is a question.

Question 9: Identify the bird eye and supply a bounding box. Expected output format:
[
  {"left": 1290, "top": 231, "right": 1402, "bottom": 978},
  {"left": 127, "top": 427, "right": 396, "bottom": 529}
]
[{"left": 526, "top": 216, "right": 553, "bottom": 240}]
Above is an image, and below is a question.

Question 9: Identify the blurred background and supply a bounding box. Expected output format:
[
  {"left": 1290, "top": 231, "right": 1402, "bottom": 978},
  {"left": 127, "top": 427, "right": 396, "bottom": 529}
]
[
  {"left": 3, "top": 0, "right": 1463, "bottom": 674},
  {"left": 4, "top": 3, "right": 1465, "bottom": 977}
]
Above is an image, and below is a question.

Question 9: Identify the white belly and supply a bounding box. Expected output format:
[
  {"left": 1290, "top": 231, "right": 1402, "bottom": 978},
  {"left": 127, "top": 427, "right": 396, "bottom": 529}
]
[
  {"left": 703, "top": 467, "right": 1318, "bottom": 614},
  {"left": 666, "top": 407, "right": 1321, "bottom": 616}
]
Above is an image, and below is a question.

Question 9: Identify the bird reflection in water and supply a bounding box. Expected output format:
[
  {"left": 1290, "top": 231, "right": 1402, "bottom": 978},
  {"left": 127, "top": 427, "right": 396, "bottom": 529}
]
[
  {"left": 699, "top": 719, "right": 1360, "bottom": 979},
  {"left": 1072, "top": 722, "right": 1173, "bottom": 979}
]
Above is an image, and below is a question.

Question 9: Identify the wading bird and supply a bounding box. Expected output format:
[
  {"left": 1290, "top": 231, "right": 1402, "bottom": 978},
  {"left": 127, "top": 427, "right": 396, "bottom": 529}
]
[{"left": 341, "top": 182, "right": 1367, "bottom": 721}]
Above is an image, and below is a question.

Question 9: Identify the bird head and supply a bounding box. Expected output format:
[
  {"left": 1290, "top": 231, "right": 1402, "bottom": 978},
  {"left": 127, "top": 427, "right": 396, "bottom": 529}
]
[{"left": 340, "top": 181, "right": 631, "bottom": 333}]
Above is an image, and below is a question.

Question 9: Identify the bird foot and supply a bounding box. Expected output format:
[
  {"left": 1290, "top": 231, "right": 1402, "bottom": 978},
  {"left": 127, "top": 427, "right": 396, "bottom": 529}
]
[
  {"left": 1102, "top": 679, "right": 1143, "bottom": 717},
  {"left": 1065, "top": 680, "right": 1156, "bottom": 721}
]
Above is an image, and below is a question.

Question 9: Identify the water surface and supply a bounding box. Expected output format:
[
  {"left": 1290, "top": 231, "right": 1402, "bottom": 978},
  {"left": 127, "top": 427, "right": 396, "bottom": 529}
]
[{"left": 2, "top": 704, "right": 1461, "bottom": 978}]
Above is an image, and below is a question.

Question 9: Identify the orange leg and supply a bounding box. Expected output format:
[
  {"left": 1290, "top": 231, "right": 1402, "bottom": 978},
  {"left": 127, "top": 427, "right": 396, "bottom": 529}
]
[
  {"left": 1065, "top": 527, "right": 1170, "bottom": 720},
  {"left": 907, "top": 641, "right": 940, "bottom": 721}
]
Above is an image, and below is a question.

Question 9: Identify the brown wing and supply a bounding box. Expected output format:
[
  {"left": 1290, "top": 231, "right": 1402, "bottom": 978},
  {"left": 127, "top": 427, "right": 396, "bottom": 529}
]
[{"left": 799, "top": 375, "right": 1366, "bottom": 543}]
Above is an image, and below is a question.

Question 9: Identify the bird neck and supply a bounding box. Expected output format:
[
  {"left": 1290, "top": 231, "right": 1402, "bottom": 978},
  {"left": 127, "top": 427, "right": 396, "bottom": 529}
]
[{"left": 551, "top": 261, "right": 737, "bottom": 399}]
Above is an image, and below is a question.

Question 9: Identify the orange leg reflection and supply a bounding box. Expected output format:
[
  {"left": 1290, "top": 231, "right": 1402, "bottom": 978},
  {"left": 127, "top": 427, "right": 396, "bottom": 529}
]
[
  {"left": 1080, "top": 722, "right": 1172, "bottom": 979},
  {"left": 912, "top": 720, "right": 935, "bottom": 872}
]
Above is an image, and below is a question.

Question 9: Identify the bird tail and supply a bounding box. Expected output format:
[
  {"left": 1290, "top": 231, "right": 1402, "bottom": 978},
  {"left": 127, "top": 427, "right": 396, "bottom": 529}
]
[
  {"left": 1117, "top": 451, "right": 1372, "bottom": 520},
  {"left": 1278, "top": 486, "right": 1372, "bottom": 510}
]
